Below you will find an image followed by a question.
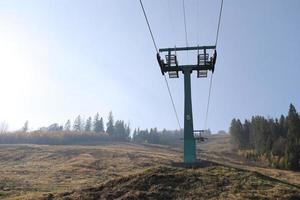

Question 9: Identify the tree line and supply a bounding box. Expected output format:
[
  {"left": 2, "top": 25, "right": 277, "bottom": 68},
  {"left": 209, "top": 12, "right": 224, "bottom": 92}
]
[
  {"left": 230, "top": 104, "right": 300, "bottom": 170},
  {"left": 1, "top": 111, "right": 210, "bottom": 147},
  {"left": 132, "top": 128, "right": 211, "bottom": 147},
  {"left": 132, "top": 128, "right": 183, "bottom": 147},
  {"left": 0, "top": 111, "right": 130, "bottom": 143},
  {"left": 43, "top": 111, "right": 131, "bottom": 141},
  {"left": 38, "top": 112, "right": 105, "bottom": 133}
]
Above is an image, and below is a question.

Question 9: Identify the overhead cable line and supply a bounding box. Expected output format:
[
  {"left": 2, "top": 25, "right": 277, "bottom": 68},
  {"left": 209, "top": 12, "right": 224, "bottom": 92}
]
[
  {"left": 215, "top": 0, "right": 224, "bottom": 47},
  {"left": 139, "top": 0, "right": 182, "bottom": 130},
  {"left": 139, "top": 0, "right": 159, "bottom": 53},
  {"left": 204, "top": 73, "right": 213, "bottom": 129},
  {"left": 182, "top": 0, "right": 189, "bottom": 47},
  {"left": 163, "top": 75, "right": 182, "bottom": 130},
  {"left": 204, "top": 0, "right": 224, "bottom": 130}
]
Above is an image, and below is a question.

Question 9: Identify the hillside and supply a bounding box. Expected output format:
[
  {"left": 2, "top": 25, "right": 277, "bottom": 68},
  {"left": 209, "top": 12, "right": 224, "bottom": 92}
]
[
  {"left": 41, "top": 165, "right": 300, "bottom": 200},
  {"left": 0, "top": 137, "right": 300, "bottom": 199},
  {"left": 0, "top": 143, "right": 179, "bottom": 199}
]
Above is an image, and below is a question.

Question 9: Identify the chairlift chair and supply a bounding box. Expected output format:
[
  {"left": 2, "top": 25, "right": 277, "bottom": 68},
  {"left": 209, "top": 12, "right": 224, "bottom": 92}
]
[
  {"left": 196, "top": 48, "right": 217, "bottom": 78},
  {"left": 165, "top": 54, "right": 179, "bottom": 78},
  {"left": 194, "top": 129, "right": 208, "bottom": 143}
]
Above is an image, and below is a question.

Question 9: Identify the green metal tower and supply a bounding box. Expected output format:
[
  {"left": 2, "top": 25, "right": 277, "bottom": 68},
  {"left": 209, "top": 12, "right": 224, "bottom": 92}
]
[{"left": 157, "top": 46, "right": 217, "bottom": 163}]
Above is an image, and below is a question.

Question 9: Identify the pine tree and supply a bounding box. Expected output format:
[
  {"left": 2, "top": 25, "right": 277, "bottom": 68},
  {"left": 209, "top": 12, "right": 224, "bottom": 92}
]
[
  {"left": 250, "top": 116, "right": 270, "bottom": 153},
  {"left": 81, "top": 117, "right": 86, "bottom": 132},
  {"left": 286, "top": 104, "right": 300, "bottom": 170},
  {"left": 93, "top": 113, "right": 104, "bottom": 133},
  {"left": 22, "top": 121, "right": 29, "bottom": 132},
  {"left": 287, "top": 104, "right": 300, "bottom": 143},
  {"left": 93, "top": 113, "right": 99, "bottom": 132},
  {"left": 85, "top": 117, "right": 92, "bottom": 132},
  {"left": 73, "top": 115, "right": 82, "bottom": 132},
  {"left": 243, "top": 119, "right": 251, "bottom": 148},
  {"left": 114, "top": 120, "right": 126, "bottom": 140},
  {"left": 230, "top": 119, "right": 243, "bottom": 149},
  {"left": 99, "top": 117, "right": 104, "bottom": 132},
  {"left": 279, "top": 115, "right": 287, "bottom": 138},
  {"left": 0, "top": 121, "right": 8, "bottom": 134},
  {"left": 106, "top": 111, "right": 114, "bottom": 135},
  {"left": 64, "top": 120, "right": 71, "bottom": 131},
  {"left": 133, "top": 128, "right": 137, "bottom": 142}
]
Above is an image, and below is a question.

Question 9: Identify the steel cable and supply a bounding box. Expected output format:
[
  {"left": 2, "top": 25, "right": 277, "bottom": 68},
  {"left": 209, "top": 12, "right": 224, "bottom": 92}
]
[{"left": 139, "top": 0, "right": 182, "bottom": 130}]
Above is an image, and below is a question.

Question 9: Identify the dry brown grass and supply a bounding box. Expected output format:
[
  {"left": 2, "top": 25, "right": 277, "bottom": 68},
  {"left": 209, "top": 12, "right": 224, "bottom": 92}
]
[
  {"left": 0, "top": 137, "right": 300, "bottom": 200},
  {"left": 0, "top": 143, "right": 180, "bottom": 200},
  {"left": 198, "top": 134, "right": 300, "bottom": 187},
  {"left": 41, "top": 165, "right": 300, "bottom": 200}
]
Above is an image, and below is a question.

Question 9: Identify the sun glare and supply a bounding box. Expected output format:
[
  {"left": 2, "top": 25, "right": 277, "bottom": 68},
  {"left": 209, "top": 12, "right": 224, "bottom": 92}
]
[{"left": 0, "top": 24, "right": 37, "bottom": 126}]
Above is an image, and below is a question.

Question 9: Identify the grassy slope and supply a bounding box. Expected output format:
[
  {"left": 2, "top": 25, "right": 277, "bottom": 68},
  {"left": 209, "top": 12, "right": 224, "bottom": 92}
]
[
  {"left": 0, "top": 143, "right": 179, "bottom": 200},
  {"left": 198, "top": 134, "right": 300, "bottom": 187},
  {"left": 0, "top": 137, "right": 300, "bottom": 200},
  {"left": 43, "top": 166, "right": 300, "bottom": 200}
]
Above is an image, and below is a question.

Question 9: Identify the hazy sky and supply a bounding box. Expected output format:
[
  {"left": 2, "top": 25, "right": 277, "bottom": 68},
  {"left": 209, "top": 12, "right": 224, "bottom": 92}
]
[{"left": 0, "top": 0, "right": 299, "bottom": 132}]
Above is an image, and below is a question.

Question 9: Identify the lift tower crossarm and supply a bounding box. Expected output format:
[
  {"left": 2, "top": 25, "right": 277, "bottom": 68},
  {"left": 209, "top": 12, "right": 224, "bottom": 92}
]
[
  {"left": 157, "top": 45, "right": 217, "bottom": 76},
  {"left": 159, "top": 45, "right": 216, "bottom": 52},
  {"left": 159, "top": 65, "right": 213, "bottom": 72}
]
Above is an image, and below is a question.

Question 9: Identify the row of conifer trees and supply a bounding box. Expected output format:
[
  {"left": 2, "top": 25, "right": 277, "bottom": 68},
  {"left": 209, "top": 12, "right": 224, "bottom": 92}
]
[
  {"left": 230, "top": 104, "right": 300, "bottom": 170},
  {"left": 18, "top": 111, "right": 131, "bottom": 142}
]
